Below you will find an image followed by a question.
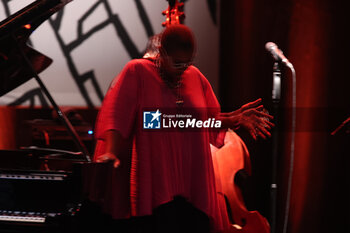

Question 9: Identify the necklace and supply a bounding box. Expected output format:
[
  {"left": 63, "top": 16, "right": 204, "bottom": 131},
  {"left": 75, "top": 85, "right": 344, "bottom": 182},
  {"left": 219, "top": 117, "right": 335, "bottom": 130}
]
[{"left": 156, "top": 59, "right": 184, "bottom": 107}]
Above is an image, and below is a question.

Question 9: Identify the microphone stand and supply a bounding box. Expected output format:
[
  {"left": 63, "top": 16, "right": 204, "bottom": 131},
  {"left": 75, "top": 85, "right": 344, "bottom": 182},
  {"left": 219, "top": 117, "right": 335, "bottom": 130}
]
[
  {"left": 270, "top": 62, "right": 281, "bottom": 233},
  {"left": 270, "top": 61, "right": 296, "bottom": 233}
]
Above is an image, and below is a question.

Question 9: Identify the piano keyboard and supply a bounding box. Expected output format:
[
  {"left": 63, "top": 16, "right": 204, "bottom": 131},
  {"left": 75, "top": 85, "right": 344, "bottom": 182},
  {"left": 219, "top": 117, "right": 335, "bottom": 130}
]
[
  {"left": 0, "top": 211, "right": 58, "bottom": 223},
  {"left": 0, "top": 215, "right": 45, "bottom": 223},
  {"left": 0, "top": 173, "right": 67, "bottom": 180}
]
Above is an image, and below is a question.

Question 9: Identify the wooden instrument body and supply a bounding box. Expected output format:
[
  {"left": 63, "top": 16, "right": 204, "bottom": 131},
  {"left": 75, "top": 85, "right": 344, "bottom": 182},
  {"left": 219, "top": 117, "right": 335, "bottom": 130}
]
[{"left": 211, "top": 131, "right": 270, "bottom": 233}]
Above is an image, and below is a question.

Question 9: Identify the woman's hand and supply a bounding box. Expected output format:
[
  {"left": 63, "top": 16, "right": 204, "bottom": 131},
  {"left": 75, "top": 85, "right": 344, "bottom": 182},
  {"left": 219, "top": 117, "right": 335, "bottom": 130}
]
[
  {"left": 96, "top": 152, "right": 121, "bottom": 168},
  {"left": 220, "top": 98, "right": 275, "bottom": 140}
]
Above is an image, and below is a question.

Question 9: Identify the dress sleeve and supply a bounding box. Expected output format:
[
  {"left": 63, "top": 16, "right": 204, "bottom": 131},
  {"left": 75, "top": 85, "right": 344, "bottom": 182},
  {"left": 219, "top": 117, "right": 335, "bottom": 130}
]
[
  {"left": 196, "top": 68, "right": 226, "bottom": 148},
  {"left": 95, "top": 60, "right": 140, "bottom": 140}
]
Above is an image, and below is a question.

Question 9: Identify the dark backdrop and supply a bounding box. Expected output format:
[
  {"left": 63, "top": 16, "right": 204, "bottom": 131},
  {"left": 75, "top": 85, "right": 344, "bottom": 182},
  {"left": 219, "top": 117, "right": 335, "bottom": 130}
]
[{"left": 219, "top": 1, "right": 349, "bottom": 233}]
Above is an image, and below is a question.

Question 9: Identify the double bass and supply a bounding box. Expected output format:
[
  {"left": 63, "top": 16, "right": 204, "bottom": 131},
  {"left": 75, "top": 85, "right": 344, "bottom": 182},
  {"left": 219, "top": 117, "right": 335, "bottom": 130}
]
[
  {"left": 211, "top": 130, "right": 270, "bottom": 233},
  {"left": 143, "top": 0, "right": 185, "bottom": 60}
]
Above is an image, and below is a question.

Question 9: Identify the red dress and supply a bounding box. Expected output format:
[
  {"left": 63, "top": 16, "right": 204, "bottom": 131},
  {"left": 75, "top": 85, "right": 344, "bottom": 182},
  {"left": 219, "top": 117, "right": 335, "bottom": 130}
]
[{"left": 94, "top": 59, "right": 230, "bottom": 232}]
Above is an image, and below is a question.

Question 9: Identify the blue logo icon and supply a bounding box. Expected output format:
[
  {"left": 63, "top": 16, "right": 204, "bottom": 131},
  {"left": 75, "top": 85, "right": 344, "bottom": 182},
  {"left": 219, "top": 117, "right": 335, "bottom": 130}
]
[{"left": 143, "top": 109, "right": 162, "bottom": 129}]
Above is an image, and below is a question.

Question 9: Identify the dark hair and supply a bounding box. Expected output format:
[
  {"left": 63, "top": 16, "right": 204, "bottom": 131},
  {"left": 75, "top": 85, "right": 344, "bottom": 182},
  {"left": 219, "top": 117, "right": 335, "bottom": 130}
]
[{"left": 160, "top": 25, "right": 195, "bottom": 55}]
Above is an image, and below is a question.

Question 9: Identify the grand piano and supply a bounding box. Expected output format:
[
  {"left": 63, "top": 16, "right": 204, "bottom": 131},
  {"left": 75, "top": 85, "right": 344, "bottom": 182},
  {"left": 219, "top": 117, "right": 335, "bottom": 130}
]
[{"left": 0, "top": 1, "right": 96, "bottom": 232}]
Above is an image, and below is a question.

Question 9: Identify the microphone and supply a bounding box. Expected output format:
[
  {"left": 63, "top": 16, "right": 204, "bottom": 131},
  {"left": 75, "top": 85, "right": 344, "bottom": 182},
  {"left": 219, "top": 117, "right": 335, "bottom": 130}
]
[{"left": 265, "top": 42, "right": 293, "bottom": 69}]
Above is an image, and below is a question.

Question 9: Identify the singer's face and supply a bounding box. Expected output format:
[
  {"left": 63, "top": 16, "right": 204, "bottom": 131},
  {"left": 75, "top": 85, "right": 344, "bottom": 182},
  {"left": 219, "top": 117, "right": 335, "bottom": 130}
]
[{"left": 160, "top": 48, "right": 193, "bottom": 78}]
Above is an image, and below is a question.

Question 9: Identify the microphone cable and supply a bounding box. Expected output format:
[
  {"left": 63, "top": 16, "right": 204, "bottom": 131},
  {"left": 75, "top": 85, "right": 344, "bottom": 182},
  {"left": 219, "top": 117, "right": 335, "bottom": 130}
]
[{"left": 282, "top": 64, "right": 296, "bottom": 233}]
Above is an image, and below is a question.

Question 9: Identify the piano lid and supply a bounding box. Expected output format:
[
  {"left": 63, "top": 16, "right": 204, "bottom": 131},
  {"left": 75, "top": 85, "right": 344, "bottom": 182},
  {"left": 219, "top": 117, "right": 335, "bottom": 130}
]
[{"left": 0, "top": 0, "right": 73, "bottom": 97}]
